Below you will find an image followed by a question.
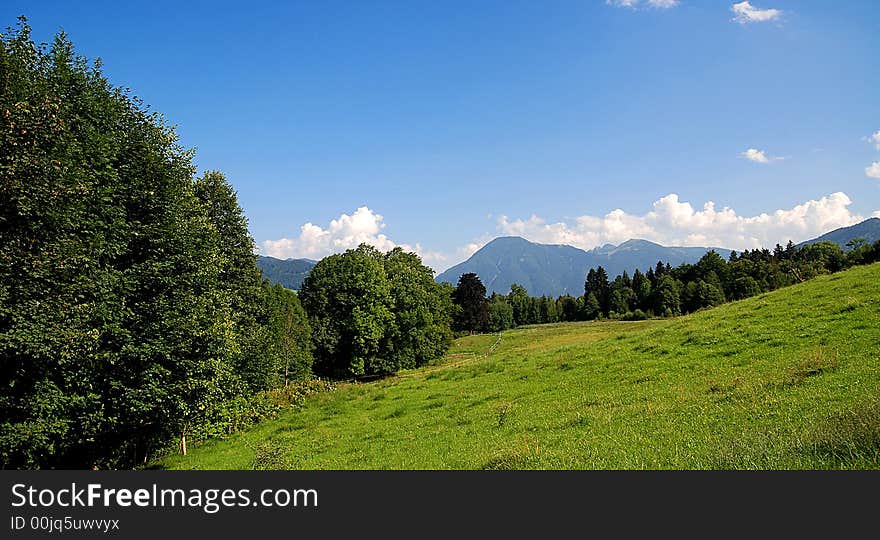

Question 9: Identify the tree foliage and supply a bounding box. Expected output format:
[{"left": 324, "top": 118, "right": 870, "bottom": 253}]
[
  {"left": 451, "top": 273, "right": 488, "bottom": 333},
  {"left": 264, "top": 283, "right": 312, "bottom": 385},
  {"left": 300, "top": 245, "right": 452, "bottom": 378},
  {"left": 0, "top": 21, "right": 312, "bottom": 468},
  {"left": 299, "top": 245, "right": 392, "bottom": 378},
  {"left": 489, "top": 240, "right": 880, "bottom": 327},
  {"left": 381, "top": 248, "right": 453, "bottom": 371},
  {"left": 487, "top": 294, "right": 514, "bottom": 332}
]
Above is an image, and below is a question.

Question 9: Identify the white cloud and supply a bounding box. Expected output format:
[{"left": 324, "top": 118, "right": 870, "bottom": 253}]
[
  {"left": 497, "top": 192, "right": 869, "bottom": 251},
  {"left": 260, "top": 206, "right": 501, "bottom": 274},
  {"left": 866, "top": 131, "right": 880, "bottom": 151},
  {"left": 731, "top": 2, "right": 782, "bottom": 24},
  {"left": 458, "top": 242, "right": 485, "bottom": 259},
  {"left": 866, "top": 162, "right": 880, "bottom": 179},
  {"left": 262, "top": 206, "right": 426, "bottom": 260},
  {"left": 740, "top": 148, "right": 783, "bottom": 164},
  {"left": 606, "top": 0, "right": 679, "bottom": 9},
  {"left": 259, "top": 193, "right": 877, "bottom": 274},
  {"left": 741, "top": 148, "right": 769, "bottom": 163}
]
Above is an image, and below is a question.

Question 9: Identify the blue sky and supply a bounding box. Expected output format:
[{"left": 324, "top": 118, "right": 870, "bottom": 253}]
[{"left": 4, "top": 1, "right": 879, "bottom": 271}]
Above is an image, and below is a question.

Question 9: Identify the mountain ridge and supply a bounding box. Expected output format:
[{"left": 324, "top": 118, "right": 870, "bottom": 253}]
[
  {"left": 256, "top": 256, "right": 316, "bottom": 290},
  {"left": 796, "top": 217, "right": 880, "bottom": 249},
  {"left": 257, "top": 218, "right": 880, "bottom": 296},
  {"left": 435, "top": 236, "right": 732, "bottom": 296}
]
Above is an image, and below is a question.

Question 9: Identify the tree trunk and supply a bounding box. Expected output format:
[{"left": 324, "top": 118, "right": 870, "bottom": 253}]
[{"left": 180, "top": 432, "right": 187, "bottom": 456}]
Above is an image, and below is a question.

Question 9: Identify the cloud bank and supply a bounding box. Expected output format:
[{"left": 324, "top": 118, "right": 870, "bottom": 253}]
[
  {"left": 260, "top": 193, "right": 876, "bottom": 273},
  {"left": 497, "top": 192, "right": 867, "bottom": 252}
]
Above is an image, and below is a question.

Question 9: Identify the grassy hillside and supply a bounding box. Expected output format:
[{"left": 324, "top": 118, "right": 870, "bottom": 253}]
[{"left": 158, "top": 264, "right": 880, "bottom": 470}]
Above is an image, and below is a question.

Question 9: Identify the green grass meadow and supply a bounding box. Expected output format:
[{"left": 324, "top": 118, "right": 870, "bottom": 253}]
[{"left": 158, "top": 263, "right": 880, "bottom": 470}]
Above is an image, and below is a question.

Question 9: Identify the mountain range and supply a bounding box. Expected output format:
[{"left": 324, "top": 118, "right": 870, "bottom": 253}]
[
  {"left": 256, "top": 256, "right": 316, "bottom": 290},
  {"left": 257, "top": 218, "right": 879, "bottom": 296},
  {"left": 435, "top": 237, "right": 732, "bottom": 296}
]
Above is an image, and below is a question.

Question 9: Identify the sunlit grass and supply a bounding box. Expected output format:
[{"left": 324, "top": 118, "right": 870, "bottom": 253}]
[{"left": 157, "top": 263, "right": 880, "bottom": 470}]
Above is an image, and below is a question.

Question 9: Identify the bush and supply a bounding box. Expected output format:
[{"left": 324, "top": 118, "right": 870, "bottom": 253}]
[
  {"left": 623, "top": 309, "right": 648, "bottom": 321},
  {"left": 185, "top": 379, "right": 336, "bottom": 449}
]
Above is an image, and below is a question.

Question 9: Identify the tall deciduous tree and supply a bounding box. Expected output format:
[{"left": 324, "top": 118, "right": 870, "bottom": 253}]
[
  {"left": 487, "top": 294, "right": 514, "bottom": 332},
  {"left": 264, "top": 283, "right": 312, "bottom": 385},
  {"left": 508, "top": 284, "right": 530, "bottom": 326},
  {"left": 0, "top": 20, "right": 243, "bottom": 467},
  {"left": 652, "top": 275, "right": 681, "bottom": 316},
  {"left": 582, "top": 293, "right": 601, "bottom": 320},
  {"left": 299, "top": 245, "right": 393, "bottom": 378},
  {"left": 380, "top": 248, "right": 453, "bottom": 371},
  {"left": 299, "top": 245, "right": 452, "bottom": 377},
  {"left": 0, "top": 21, "right": 313, "bottom": 468},
  {"left": 194, "top": 171, "right": 270, "bottom": 392}
]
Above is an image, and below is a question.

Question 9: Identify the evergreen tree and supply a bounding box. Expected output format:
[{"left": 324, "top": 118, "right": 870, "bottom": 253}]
[
  {"left": 526, "top": 297, "right": 541, "bottom": 325},
  {"left": 451, "top": 273, "right": 488, "bottom": 333},
  {"left": 620, "top": 271, "right": 632, "bottom": 289},
  {"left": 585, "top": 266, "right": 610, "bottom": 316},
  {"left": 655, "top": 261, "right": 667, "bottom": 277},
  {"left": 651, "top": 275, "right": 681, "bottom": 316},
  {"left": 539, "top": 296, "right": 559, "bottom": 323}
]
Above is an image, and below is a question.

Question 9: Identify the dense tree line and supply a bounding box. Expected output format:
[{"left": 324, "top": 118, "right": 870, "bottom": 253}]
[
  {"left": 450, "top": 239, "right": 880, "bottom": 333},
  {"left": 576, "top": 240, "right": 880, "bottom": 320},
  {"left": 0, "top": 21, "right": 452, "bottom": 469},
  {"left": 0, "top": 21, "right": 317, "bottom": 468}
]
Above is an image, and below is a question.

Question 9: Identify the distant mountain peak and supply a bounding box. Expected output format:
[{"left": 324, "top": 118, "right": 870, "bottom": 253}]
[
  {"left": 484, "top": 236, "right": 531, "bottom": 246},
  {"left": 436, "top": 236, "right": 731, "bottom": 296},
  {"left": 615, "top": 239, "right": 662, "bottom": 250},
  {"left": 591, "top": 243, "right": 617, "bottom": 254}
]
